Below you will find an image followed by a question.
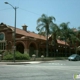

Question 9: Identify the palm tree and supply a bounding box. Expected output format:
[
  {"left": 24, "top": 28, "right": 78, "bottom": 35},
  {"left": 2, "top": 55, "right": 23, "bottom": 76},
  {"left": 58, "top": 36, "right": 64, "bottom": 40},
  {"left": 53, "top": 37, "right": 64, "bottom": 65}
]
[
  {"left": 66, "top": 28, "right": 78, "bottom": 55},
  {"left": 60, "top": 22, "right": 80, "bottom": 56},
  {"left": 50, "top": 23, "right": 60, "bottom": 56},
  {"left": 70, "top": 28, "right": 80, "bottom": 54},
  {"left": 38, "top": 31, "right": 46, "bottom": 36},
  {"left": 36, "top": 14, "right": 56, "bottom": 57},
  {"left": 77, "top": 27, "right": 80, "bottom": 42},
  {"left": 60, "top": 22, "right": 70, "bottom": 56},
  {"left": 70, "top": 34, "right": 80, "bottom": 54}
]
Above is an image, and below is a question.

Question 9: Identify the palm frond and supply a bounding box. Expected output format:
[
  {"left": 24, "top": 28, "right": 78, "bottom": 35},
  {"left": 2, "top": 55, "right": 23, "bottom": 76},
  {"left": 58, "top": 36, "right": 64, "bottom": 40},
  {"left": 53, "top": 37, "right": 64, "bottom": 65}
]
[
  {"left": 48, "top": 16, "right": 56, "bottom": 22},
  {"left": 36, "top": 23, "right": 45, "bottom": 30},
  {"left": 60, "top": 22, "right": 70, "bottom": 30},
  {"left": 36, "top": 14, "right": 56, "bottom": 38}
]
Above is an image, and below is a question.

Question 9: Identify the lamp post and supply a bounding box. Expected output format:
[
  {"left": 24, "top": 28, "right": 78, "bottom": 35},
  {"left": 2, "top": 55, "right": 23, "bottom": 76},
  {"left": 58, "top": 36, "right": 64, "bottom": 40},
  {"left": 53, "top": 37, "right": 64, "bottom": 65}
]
[{"left": 5, "top": 2, "right": 18, "bottom": 62}]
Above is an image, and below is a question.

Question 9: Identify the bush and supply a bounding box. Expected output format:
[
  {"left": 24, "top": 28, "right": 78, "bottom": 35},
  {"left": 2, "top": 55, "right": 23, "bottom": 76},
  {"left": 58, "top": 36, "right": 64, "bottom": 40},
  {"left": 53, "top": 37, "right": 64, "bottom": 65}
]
[
  {"left": 3, "top": 54, "right": 13, "bottom": 60},
  {"left": 3, "top": 51, "right": 30, "bottom": 60},
  {"left": 15, "top": 51, "right": 30, "bottom": 60}
]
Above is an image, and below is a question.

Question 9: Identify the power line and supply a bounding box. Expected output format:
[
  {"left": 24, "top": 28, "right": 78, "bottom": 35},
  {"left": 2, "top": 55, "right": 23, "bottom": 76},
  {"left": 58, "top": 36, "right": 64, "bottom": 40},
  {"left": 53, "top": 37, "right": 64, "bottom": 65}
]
[
  {"left": 0, "top": 7, "right": 79, "bottom": 28},
  {"left": 19, "top": 7, "right": 41, "bottom": 16},
  {"left": 0, "top": 8, "right": 12, "bottom": 12}
]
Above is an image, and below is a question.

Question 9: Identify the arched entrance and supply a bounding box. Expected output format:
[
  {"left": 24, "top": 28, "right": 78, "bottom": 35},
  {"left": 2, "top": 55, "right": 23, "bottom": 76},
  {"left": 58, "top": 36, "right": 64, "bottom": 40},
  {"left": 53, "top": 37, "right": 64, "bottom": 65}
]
[
  {"left": 29, "top": 43, "right": 37, "bottom": 57},
  {"left": 7, "top": 41, "right": 12, "bottom": 52},
  {"left": 16, "top": 43, "right": 24, "bottom": 54}
]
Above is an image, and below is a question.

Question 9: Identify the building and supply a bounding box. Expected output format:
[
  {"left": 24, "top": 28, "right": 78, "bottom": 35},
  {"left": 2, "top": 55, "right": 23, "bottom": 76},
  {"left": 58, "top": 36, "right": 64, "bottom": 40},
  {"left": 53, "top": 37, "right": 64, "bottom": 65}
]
[{"left": 0, "top": 23, "right": 70, "bottom": 57}]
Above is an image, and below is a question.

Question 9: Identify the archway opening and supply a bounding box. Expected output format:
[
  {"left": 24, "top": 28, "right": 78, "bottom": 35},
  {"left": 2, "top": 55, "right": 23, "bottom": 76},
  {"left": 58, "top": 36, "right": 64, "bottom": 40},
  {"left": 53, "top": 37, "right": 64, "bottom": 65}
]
[
  {"left": 16, "top": 43, "right": 24, "bottom": 54},
  {"left": 29, "top": 43, "right": 36, "bottom": 57}
]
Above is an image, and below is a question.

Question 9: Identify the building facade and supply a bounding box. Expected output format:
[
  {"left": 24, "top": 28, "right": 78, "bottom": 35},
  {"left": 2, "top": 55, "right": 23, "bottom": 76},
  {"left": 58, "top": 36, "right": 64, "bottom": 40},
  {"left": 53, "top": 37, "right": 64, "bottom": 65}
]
[{"left": 0, "top": 23, "right": 72, "bottom": 57}]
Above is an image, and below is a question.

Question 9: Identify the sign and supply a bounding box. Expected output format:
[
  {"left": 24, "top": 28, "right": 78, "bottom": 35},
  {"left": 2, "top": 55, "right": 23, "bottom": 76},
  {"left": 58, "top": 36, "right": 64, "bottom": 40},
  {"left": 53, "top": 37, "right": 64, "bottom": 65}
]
[{"left": 73, "top": 74, "right": 80, "bottom": 80}]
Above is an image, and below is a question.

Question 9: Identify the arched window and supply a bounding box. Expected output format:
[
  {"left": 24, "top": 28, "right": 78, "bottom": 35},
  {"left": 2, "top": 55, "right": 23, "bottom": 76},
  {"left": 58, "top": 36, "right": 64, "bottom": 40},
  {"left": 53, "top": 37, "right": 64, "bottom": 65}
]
[
  {"left": 0, "top": 32, "right": 5, "bottom": 40},
  {"left": 0, "top": 32, "right": 6, "bottom": 50}
]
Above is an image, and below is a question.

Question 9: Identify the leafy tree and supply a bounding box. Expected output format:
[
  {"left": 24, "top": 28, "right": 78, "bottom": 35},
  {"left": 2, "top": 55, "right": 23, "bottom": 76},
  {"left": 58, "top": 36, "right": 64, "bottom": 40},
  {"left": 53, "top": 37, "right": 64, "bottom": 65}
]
[{"left": 36, "top": 14, "right": 55, "bottom": 57}]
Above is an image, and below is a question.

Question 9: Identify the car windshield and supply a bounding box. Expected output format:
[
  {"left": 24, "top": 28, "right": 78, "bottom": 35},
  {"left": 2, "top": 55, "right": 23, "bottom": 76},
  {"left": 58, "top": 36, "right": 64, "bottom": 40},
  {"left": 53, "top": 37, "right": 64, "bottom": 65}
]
[{"left": 70, "top": 54, "right": 77, "bottom": 57}]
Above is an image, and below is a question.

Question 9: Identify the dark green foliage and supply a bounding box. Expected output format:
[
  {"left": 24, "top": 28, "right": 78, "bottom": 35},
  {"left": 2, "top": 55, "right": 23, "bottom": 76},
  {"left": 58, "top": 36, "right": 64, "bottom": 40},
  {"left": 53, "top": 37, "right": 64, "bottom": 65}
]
[
  {"left": 3, "top": 51, "right": 30, "bottom": 60},
  {"left": 3, "top": 54, "right": 13, "bottom": 60}
]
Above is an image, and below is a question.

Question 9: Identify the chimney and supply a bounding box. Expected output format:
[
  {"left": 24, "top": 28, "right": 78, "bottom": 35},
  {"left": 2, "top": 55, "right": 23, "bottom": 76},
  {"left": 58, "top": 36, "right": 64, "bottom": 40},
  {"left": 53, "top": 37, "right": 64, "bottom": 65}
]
[
  {"left": 22, "top": 24, "right": 28, "bottom": 31},
  {"left": 1, "top": 22, "right": 4, "bottom": 25},
  {"left": 0, "top": 22, "right": 6, "bottom": 27}
]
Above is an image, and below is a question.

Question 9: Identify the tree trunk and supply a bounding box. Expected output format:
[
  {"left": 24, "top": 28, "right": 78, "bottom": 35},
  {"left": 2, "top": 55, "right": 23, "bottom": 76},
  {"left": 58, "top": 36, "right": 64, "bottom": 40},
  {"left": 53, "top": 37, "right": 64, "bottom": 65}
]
[{"left": 46, "top": 30, "right": 48, "bottom": 57}]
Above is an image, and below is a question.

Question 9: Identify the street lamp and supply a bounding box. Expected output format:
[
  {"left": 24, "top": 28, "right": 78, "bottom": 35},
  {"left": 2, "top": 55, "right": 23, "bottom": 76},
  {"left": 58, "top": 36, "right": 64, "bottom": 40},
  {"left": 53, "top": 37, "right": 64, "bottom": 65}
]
[{"left": 4, "top": 2, "right": 18, "bottom": 62}]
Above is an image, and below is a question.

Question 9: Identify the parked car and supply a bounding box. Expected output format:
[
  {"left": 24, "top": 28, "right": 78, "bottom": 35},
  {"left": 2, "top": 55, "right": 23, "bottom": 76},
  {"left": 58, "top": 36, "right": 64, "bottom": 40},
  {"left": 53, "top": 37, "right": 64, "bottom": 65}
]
[{"left": 68, "top": 54, "right": 80, "bottom": 61}]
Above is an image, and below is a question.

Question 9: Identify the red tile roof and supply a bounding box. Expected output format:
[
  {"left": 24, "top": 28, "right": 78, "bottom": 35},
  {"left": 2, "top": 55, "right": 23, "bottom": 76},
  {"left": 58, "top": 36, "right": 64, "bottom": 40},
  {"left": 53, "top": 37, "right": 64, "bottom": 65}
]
[
  {"left": 9, "top": 27, "right": 46, "bottom": 40},
  {"left": 57, "top": 39, "right": 69, "bottom": 46},
  {"left": 8, "top": 26, "right": 69, "bottom": 45}
]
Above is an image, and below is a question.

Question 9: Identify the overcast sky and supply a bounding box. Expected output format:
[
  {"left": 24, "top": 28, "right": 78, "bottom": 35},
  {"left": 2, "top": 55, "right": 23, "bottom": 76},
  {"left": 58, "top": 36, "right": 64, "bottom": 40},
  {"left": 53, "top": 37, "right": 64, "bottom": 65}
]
[{"left": 0, "top": 0, "right": 80, "bottom": 33}]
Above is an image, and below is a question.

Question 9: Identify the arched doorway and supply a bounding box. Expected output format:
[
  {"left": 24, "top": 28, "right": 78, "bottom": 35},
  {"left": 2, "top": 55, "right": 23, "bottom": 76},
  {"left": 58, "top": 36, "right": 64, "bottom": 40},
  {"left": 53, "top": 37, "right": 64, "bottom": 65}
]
[
  {"left": 29, "top": 43, "right": 36, "bottom": 57},
  {"left": 16, "top": 43, "right": 24, "bottom": 54},
  {"left": 7, "top": 41, "right": 12, "bottom": 52}
]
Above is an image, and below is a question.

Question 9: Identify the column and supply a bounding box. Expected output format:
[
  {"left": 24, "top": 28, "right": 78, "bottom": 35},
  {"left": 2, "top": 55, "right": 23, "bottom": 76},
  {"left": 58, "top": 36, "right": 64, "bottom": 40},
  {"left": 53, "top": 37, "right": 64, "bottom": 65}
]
[
  {"left": 24, "top": 49, "right": 29, "bottom": 54},
  {"left": 35, "top": 50, "right": 38, "bottom": 57}
]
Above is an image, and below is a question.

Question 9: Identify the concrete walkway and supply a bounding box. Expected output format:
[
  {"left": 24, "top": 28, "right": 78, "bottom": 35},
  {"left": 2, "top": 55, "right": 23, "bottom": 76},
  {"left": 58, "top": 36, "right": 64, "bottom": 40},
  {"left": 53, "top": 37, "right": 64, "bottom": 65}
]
[
  {"left": 0, "top": 57, "right": 67, "bottom": 65},
  {"left": 0, "top": 61, "right": 44, "bottom": 65}
]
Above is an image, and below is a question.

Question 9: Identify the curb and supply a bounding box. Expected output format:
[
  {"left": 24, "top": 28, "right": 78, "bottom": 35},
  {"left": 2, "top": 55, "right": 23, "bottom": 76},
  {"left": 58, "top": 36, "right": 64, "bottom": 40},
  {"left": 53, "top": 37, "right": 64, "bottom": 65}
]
[{"left": 0, "top": 61, "right": 42, "bottom": 65}]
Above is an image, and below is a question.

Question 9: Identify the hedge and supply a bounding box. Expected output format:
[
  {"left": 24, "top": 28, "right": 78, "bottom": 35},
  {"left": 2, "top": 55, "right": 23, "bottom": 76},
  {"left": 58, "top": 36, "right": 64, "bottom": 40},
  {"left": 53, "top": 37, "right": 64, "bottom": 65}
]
[{"left": 3, "top": 51, "right": 30, "bottom": 60}]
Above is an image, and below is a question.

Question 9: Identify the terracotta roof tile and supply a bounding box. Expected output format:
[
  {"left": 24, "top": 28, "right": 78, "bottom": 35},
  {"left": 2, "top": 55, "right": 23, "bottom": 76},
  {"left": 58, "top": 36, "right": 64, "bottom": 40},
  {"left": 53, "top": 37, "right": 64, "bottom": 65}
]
[
  {"left": 8, "top": 26, "right": 69, "bottom": 45},
  {"left": 9, "top": 27, "right": 46, "bottom": 40},
  {"left": 57, "top": 39, "right": 69, "bottom": 46}
]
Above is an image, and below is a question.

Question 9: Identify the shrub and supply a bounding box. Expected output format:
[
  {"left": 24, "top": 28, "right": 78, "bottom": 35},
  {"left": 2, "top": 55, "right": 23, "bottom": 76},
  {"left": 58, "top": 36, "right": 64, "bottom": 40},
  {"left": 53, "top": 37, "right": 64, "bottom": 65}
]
[
  {"left": 15, "top": 51, "right": 30, "bottom": 60},
  {"left": 3, "top": 51, "right": 30, "bottom": 60},
  {"left": 3, "top": 54, "right": 13, "bottom": 60},
  {"left": 21, "top": 54, "right": 30, "bottom": 60}
]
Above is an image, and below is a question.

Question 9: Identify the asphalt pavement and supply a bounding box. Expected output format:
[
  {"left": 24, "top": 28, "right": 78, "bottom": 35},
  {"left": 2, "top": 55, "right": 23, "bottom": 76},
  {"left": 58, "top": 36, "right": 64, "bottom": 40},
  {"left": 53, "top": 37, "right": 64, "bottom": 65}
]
[{"left": 0, "top": 60, "right": 80, "bottom": 80}]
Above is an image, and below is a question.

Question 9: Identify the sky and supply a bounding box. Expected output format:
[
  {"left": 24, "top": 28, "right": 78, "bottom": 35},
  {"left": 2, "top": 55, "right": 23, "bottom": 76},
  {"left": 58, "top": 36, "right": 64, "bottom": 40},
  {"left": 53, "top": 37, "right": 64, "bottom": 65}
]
[{"left": 0, "top": 0, "right": 80, "bottom": 33}]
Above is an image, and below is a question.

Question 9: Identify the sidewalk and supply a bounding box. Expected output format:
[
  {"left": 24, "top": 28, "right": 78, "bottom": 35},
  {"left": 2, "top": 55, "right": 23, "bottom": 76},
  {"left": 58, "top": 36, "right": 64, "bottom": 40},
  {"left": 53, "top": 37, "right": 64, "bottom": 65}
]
[
  {"left": 0, "top": 57, "right": 67, "bottom": 65},
  {"left": 0, "top": 61, "right": 44, "bottom": 65}
]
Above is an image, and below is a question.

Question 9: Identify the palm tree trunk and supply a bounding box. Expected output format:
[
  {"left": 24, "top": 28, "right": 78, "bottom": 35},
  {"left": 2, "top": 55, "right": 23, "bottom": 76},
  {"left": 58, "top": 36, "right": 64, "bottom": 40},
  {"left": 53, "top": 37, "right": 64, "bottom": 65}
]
[
  {"left": 46, "top": 30, "right": 48, "bottom": 57},
  {"left": 65, "top": 38, "right": 67, "bottom": 57}
]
